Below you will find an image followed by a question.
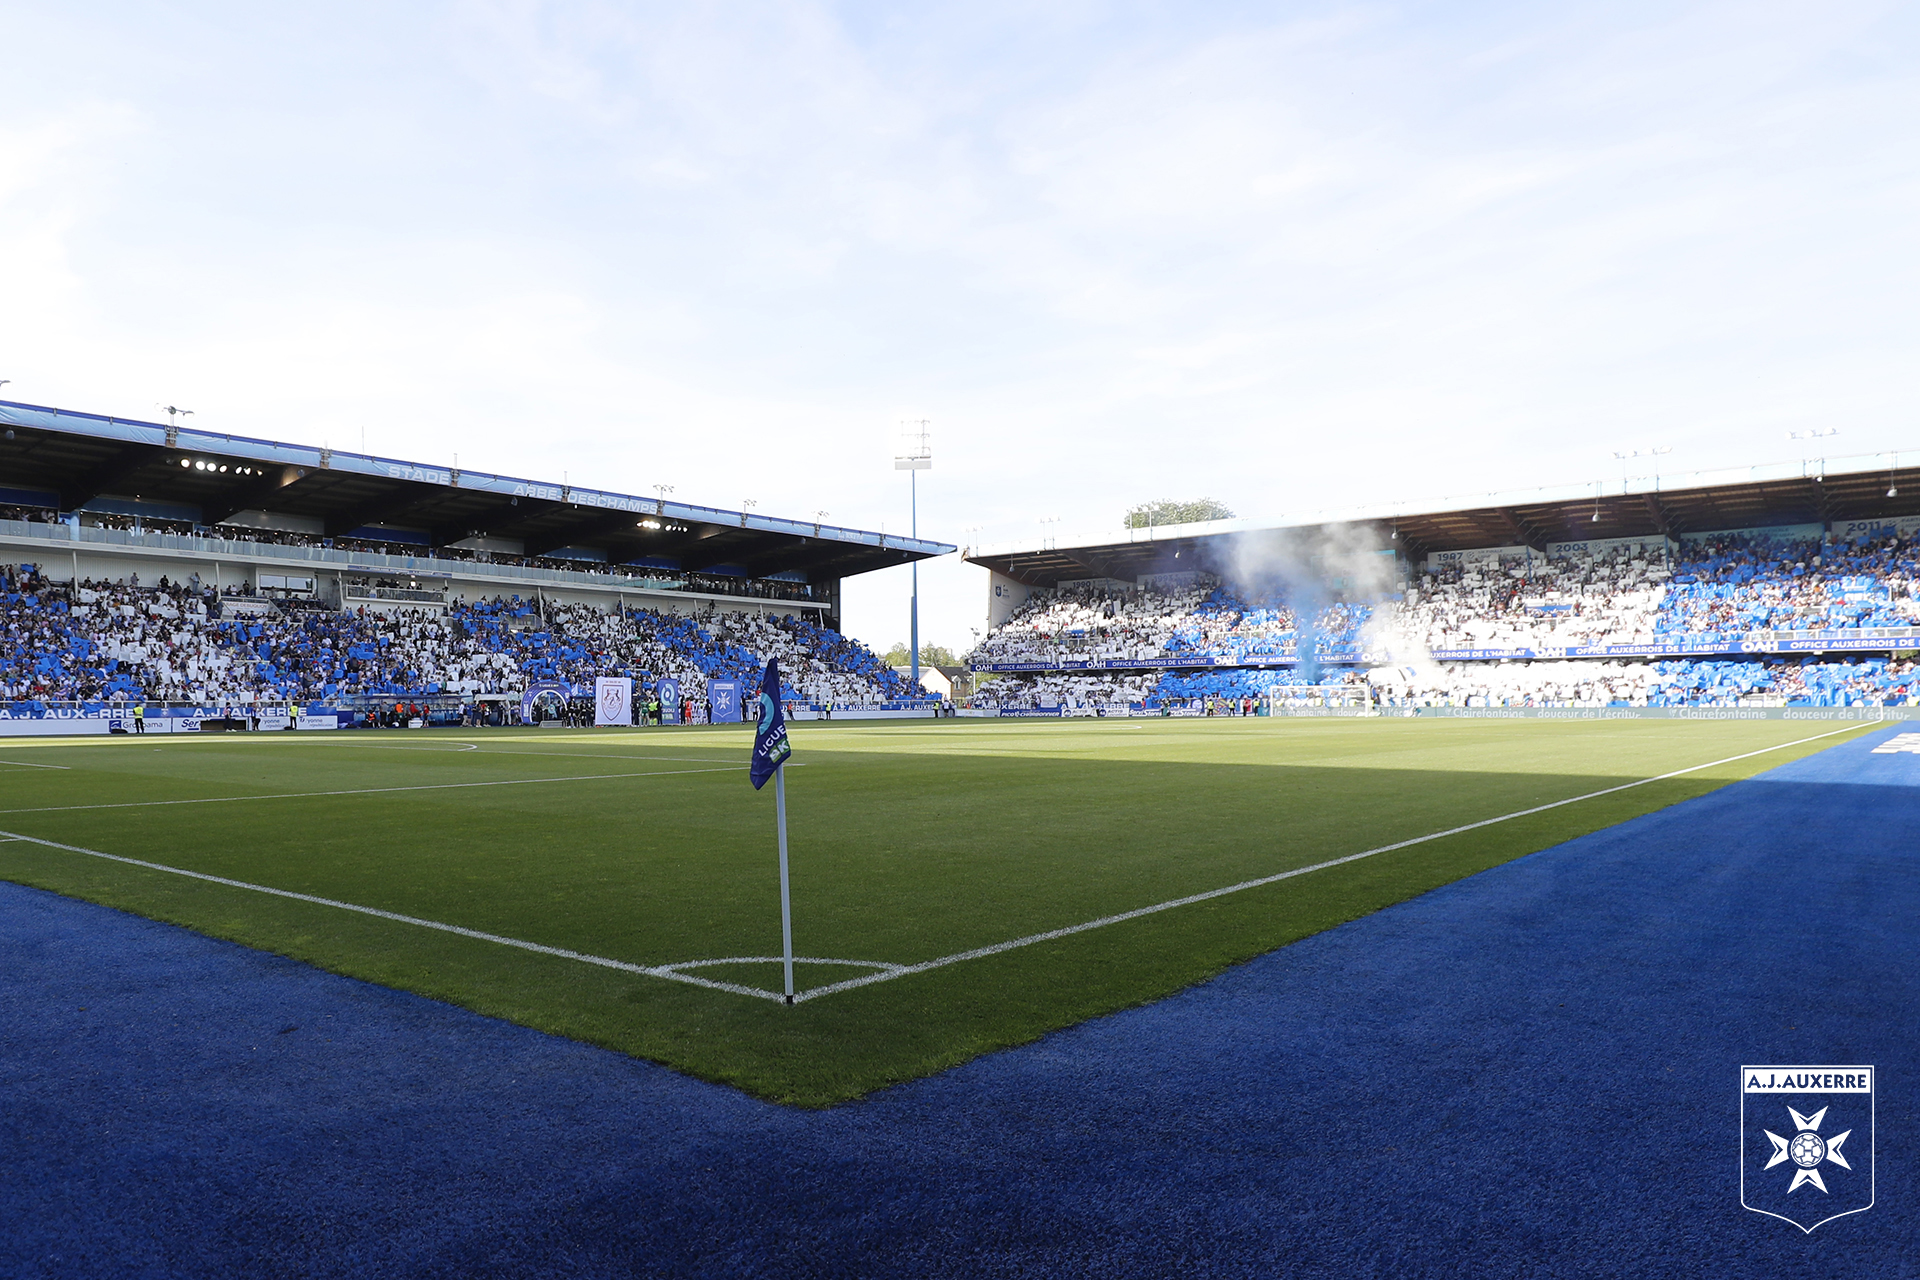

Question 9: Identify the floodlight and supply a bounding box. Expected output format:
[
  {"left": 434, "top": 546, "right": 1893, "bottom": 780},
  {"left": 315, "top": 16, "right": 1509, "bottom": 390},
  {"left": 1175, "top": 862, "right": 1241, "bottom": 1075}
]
[{"left": 893, "top": 421, "right": 933, "bottom": 686}]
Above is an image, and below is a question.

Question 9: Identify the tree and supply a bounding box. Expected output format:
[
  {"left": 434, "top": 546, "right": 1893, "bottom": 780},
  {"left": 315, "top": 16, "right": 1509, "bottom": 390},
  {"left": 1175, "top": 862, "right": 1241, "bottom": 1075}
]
[
  {"left": 885, "top": 642, "right": 959, "bottom": 668},
  {"left": 1124, "top": 498, "right": 1235, "bottom": 529}
]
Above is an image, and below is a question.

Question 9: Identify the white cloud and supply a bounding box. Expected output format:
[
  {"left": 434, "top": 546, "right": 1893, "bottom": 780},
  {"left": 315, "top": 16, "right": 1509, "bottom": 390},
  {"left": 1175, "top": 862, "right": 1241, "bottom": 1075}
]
[{"left": 1, "top": 1, "right": 1917, "bottom": 654}]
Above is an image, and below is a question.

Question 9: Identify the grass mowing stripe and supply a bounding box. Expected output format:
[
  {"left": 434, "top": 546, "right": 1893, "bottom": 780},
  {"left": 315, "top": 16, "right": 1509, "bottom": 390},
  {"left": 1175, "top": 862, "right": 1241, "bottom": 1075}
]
[
  {"left": 237, "top": 737, "right": 769, "bottom": 766},
  {"left": 0, "top": 765, "right": 744, "bottom": 815},
  {"left": 0, "top": 719, "right": 1867, "bottom": 1104},
  {"left": 0, "top": 824, "right": 790, "bottom": 1003},
  {"left": 294, "top": 739, "right": 749, "bottom": 765},
  {"left": 2, "top": 725, "right": 1865, "bottom": 1019},
  {"left": 791, "top": 722, "right": 1873, "bottom": 1003}
]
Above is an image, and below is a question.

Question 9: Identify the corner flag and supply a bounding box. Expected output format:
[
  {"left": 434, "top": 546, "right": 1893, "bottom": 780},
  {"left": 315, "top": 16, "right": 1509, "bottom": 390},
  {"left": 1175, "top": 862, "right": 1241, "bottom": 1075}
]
[
  {"left": 750, "top": 658, "right": 792, "bottom": 789},
  {"left": 751, "top": 658, "right": 798, "bottom": 1003}
]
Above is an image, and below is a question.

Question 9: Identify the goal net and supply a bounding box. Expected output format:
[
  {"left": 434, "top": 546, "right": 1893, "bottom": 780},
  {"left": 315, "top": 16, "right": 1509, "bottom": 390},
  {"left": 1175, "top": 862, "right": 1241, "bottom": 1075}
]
[{"left": 1266, "top": 684, "right": 1373, "bottom": 710}]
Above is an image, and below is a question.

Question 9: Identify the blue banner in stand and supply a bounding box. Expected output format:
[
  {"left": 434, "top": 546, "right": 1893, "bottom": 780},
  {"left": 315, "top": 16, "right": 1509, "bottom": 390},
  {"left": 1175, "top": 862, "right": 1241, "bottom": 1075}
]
[
  {"left": 708, "top": 679, "right": 742, "bottom": 723},
  {"left": 656, "top": 676, "right": 681, "bottom": 723},
  {"left": 750, "top": 659, "right": 792, "bottom": 789}
]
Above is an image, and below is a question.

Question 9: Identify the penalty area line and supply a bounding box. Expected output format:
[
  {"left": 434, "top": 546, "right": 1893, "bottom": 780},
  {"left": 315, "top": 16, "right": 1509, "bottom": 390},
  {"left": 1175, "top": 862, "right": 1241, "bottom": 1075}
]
[{"left": 789, "top": 722, "right": 1874, "bottom": 1003}]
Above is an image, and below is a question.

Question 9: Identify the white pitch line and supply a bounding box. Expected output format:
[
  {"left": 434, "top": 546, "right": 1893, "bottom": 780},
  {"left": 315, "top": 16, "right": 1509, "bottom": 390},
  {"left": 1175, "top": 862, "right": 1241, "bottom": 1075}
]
[
  {"left": 214, "top": 736, "right": 749, "bottom": 766},
  {"left": 462, "top": 747, "right": 751, "bottom": 765},
  {"left": 0, "top": 766, "right": 743, "bottom": 815},
  {"left": 0, "top": 758, "right": 72, "bottom": 770},
  {"left": 788, "top": 722, "right": 1874, "bottom": 1003},
  {"left": 336, "top": 742, "right": 480, "bottom": 753},
  {"left": 279, "top": 736, "right": 756, "bottom": 763},
  {"left": 0, "top": 824, "right": 790, "bottom": 1003},
  {"left": 347, "top": 743, "right": 805, "bottom": 768},
  {"left": 0, "top": 723, "right": 1871, "bottom": 1008}
]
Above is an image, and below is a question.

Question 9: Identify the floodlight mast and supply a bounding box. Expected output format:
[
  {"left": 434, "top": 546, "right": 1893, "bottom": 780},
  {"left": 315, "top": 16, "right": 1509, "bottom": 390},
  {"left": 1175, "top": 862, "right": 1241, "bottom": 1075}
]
[{"left": 894, "top": 421, "right": 932, "bottom": 692}]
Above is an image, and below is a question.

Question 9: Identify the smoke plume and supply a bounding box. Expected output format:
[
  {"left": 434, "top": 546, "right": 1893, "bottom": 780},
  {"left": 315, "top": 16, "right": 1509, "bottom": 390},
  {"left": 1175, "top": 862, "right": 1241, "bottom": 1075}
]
[{"left": 1204, "top": 523, "right": 1401, "bottom": 685}]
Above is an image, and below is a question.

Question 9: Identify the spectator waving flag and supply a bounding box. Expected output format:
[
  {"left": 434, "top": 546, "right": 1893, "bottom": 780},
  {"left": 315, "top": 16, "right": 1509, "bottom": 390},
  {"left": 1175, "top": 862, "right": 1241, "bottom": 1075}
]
[{"left": 750, "top": 658, "right": 792, "bottom": 789}]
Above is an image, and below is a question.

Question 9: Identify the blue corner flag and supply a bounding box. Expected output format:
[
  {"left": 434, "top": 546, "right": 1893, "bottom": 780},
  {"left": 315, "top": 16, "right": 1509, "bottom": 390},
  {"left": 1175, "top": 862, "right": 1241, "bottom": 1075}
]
[{"left": 750, "top": 658, "right": 792, "bottom": 790}]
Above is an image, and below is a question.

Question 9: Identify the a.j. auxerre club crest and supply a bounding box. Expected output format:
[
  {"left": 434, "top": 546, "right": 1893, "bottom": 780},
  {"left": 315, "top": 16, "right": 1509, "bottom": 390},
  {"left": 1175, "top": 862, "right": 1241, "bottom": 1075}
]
[{"left": 1741, "top": 1065, "right": 1874, "bottom": 1232}]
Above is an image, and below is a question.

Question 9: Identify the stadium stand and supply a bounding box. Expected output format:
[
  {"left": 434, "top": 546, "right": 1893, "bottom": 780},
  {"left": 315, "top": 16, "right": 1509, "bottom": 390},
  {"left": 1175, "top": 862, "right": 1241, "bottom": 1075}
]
[
  {"left": 0, "top": 398, "right": 953, "bottom": 728},
  {"left": 964, "top": 498, "right": 1920, "bottom": 711},
  {"left": 0, "top": 562, "right": 919, "bottom": 712}
]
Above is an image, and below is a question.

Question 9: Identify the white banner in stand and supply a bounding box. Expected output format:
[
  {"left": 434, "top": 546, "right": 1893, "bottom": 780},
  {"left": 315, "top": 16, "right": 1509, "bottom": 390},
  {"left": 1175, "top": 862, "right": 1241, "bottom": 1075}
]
[{"left": 594, "top": 676, "right": 633, "bottom": 727}]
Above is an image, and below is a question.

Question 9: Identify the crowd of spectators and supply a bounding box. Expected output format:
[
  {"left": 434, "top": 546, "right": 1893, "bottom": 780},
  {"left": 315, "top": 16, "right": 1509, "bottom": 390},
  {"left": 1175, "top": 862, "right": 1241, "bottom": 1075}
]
[
  {"left": 968, "top": 532, "right": 1920, "bottom": 670},
  {"left": 0, "top": 561, "right": 922, "bottom": 709},
  {"left": 967, "top": 656, "right": 1918, "bottom": 711},
  {"left": 968, "top": 672, "right": 1162, "bottom": 710},
  {"left": 969, "top": 666, "right": 1374, "bottom": 712},
  {"left": 1401, "top": 550, "right": 1668, "bottom": 651},
  {"left": 957, "top": 530, "right": 1920, "bottom": 710},
  {"left": 1367, "top": 656, "right": 1920, "bottom": 708},
  {"left": 10, "top": 525, "right": 1920, "bottom": 716},
  {"left": 969, "top": 580, "right": 1373, "bottom": 670},
  {"left": 1401, "top": 531, "right": 1920, "bottom": 653}
]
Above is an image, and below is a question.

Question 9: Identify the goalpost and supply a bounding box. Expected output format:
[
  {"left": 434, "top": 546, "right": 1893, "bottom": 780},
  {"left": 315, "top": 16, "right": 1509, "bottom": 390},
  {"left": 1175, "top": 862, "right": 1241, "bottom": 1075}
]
[{"left": 1266, "top": 684, "right": 1374, "bottom": 713}]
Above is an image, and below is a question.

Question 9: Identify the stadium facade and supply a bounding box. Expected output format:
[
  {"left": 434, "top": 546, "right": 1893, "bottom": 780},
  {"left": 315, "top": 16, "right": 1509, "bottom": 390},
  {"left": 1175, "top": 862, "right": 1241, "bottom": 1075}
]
[
  {"left": 0, "top": 398, "right": 955, "bottom": 732},
  {"left": 962, "top": 451, "right": 1920, "bottom": 714},
  {"left": 0, "top": 397, "right": 951, "bottom": 631}
]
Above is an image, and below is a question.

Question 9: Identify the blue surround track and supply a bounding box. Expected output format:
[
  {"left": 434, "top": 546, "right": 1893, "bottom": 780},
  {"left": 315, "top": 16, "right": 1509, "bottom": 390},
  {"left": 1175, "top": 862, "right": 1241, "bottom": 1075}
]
[{"left": 3, "top": 728, "right": 1915, "bottom": 1277}]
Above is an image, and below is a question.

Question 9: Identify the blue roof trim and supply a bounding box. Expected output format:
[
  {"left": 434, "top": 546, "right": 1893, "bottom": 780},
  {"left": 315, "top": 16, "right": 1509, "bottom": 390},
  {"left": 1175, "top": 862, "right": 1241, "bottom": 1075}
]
[{"left": 0, "top": 399, "right": 956, "bottom": 558}]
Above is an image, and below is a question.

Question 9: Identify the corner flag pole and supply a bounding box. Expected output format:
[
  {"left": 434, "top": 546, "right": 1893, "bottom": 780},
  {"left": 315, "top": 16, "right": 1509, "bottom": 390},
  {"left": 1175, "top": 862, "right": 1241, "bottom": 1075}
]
[
  {"left": 750, "top": 657, "right": 797, "bottom": 1005},
  {"left": 775, "top": 765, "right": 794, "bottom": 1003}
]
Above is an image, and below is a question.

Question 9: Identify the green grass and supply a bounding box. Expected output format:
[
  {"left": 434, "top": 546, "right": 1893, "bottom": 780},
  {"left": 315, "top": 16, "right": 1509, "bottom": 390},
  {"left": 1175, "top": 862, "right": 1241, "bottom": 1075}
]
[{"left": 0, "top": 716, "right": 1868, "bottom": 1105}]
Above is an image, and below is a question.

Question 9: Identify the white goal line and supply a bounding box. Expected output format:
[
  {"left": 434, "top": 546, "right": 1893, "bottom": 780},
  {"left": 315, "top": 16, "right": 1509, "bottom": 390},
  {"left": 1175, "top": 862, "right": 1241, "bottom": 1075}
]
[
  {"left": 0, "top": 825, "right": 794, "bottom": 1004},
  {"left": 786, "top": 721, "right": 1872, "bottom": 1002},
  {"left": 0, "top": 723, "right": 1870, "bottom": 1006}
]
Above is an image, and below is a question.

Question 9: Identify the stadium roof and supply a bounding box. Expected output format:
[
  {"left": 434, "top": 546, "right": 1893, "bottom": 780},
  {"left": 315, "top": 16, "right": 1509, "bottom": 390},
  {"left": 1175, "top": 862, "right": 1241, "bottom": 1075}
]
[
  {"left": 968, "top": 450, "right": 1920, "bottom": 587},
  {"left": 0, "top": 399, "right": 952, "bottom": 581}
]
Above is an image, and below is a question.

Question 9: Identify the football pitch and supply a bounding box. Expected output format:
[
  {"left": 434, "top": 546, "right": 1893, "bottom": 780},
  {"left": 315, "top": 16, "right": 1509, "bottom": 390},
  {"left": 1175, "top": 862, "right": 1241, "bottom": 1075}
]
[{"left": 0, "top": 716, "right": 1871, "bottom": 1106}]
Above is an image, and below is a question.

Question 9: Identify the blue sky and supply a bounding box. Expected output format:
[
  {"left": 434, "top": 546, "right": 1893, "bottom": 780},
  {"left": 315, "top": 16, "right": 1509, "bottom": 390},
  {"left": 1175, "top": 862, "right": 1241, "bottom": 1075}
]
[{"left": 2, "top": 1, "right": 1916, "bottom": 653}]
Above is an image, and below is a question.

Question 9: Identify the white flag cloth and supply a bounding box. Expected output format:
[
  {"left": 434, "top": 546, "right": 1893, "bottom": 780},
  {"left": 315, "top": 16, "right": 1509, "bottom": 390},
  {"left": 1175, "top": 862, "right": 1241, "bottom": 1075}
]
[{"left": 594, "top": 676, "right": 633, "bottom": 727}]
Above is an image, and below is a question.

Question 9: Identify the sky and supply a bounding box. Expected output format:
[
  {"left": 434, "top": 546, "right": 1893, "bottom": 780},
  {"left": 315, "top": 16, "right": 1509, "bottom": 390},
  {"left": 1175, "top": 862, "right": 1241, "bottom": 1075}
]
[{"left": 2, "top": 1, "right": 1917, "bottom": 656}]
